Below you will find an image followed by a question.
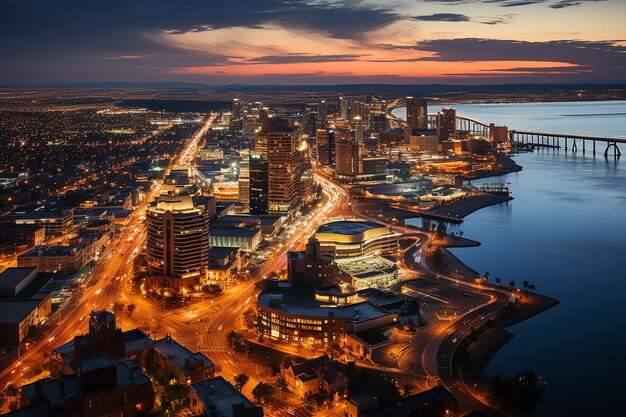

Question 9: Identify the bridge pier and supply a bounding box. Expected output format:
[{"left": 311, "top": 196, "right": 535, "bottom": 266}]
[
  {"left": 593, "top": 140, "right": 596, "bottom": 154},
  {"left": 604, "top": 142, "right": 621, "bottom": 158}
]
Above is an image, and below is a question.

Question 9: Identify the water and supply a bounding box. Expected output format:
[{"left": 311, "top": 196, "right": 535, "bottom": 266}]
[
  {"left": 392, "top": 100, "right": 626, "bottom": 139},
  {"left": 403, "top": 101, "right": 626, "bottom": 416}
]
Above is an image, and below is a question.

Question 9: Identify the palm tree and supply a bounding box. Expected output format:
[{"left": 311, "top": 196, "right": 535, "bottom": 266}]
[
  {"left": 529, "top": 284, "right": 536, "bottom": 292},
  {"left": 523, "top": 280, "right": 529, "bottom": 291},
  {"left": 495, "top": 277, "right": 501, "bottom": 285},
  {"left": 509, "top": 280, "right": 516, "bottom": 288}
]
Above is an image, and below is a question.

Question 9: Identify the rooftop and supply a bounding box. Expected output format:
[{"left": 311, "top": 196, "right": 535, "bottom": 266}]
[
  {"left": 258, "top": 290, "right": 391, "bottom": 323},
  {"left": 154, "top": 338, "right": 214, "bottom": 374},
  {"left": 209, "top": 227, "right": 260, "bottom": 238},
  {"left": 0, "top": 299, "right": 49, "bottom": 324},
  {"left": 21, "top": 245, "right": 82, "bottom": 257},
  {"left": 0, "top": 267, "right": 38, "bottom": 291},
  {"left": 208, "top": 246, "right": 239, "bottom": 259},
  {"left": 191, "top": 376, "right": 258, "bottom": 417},
  {"left": 316, "top": 220, "right": 385, "bottom": 235},
  {"left": 362, "top": 386, "right": 455, "bottom": 417}
]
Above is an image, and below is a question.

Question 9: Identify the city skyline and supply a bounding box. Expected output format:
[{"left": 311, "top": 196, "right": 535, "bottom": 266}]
[{"left": 1, "top": 0, "right": 625, "bottom": 85}]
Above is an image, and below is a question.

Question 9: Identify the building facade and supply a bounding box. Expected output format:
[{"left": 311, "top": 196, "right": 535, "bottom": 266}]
[{"left": 145, "top": 190, "right": 209, "bottom": 291}]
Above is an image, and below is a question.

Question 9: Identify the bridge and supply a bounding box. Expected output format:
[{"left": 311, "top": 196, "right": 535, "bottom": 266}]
[
  {"left": 455, "top": 115, "right": 623, "bottom": 158},
  {"left": 389, "top": 105, "right": 623, "bottom": 158}
]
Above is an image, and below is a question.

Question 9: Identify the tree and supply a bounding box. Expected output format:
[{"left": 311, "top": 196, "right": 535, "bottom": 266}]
[
  {"left": 436, "top": 221, "right": 447, "bottom": 237},
  {"left": 406, "top": 299, "right": 420, "bottom": 315},
  {"left": 432, "top": 247, "right": 444, "bottom": 267},
  {"left": 509, "top": 280, "right": 516, "bottom": 289},
  {"left": 326, "top": 341, "right": 344, "bottom": 359},
  {"left": 161, "top": 383, "right": 189, "bottom": 411},
  {"left": 523, "top": 280, "right": 529, "bottom": 291},
  {"left": 495, "top": 277, "right": 501, "bottom": 285},
  {"left": 401, "top": 382, "right": 416, "bottom": 397},
  {"left": 111, "top": 301, "right": 124, "bottom": 314},
  {"left": 202, "top": 284, "right": 223, "bottom": 297},
  {"left": 242, "top": 307, "right": 257, "bottom": 330},
  {"left": 4, "top": 383, "right": 20, "bottom": 399},
  {"left": 234, "top": 373, "right": 250, "bottom": 391},
  {"left": 483, "top": 272, "right": 490, "bottom": 281},
  {"left": 528, "top": 284, "right": 536, "bottom": 292},
  {"left": 252, "top": 382, "right": 274, "bottom": 404},
  {"left": 126, "top": 303, "right": 136, "bottom": 317}
]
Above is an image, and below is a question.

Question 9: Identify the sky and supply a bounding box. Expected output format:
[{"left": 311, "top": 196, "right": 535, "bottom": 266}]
[{"left": 0, "top": 0, "right": 624, "bottom": 85}]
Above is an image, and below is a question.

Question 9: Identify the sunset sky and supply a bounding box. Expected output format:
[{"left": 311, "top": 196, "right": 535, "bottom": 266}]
[{"left": 1, "top": 0, "right": 624, "bottom": 85}]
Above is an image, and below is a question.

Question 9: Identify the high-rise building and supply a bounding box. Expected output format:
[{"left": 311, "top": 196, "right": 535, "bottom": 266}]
[
  {"left": 232, "top": 97, "right": 242, "bottom": 120},
  {"left": 316, "top": 128, "right": 335, "bottom": 166},
  {"left": 250, "top": 118, "right": 302, "bottom": 215},
  {"left": 335, "top": 133, "right": 359, "bottom": 178},
  {"left": 438, "top": 108, "right": 456, "bottom": 141},
  {"left": 238, "top": 149, "right": 250, "bottom": 206},
  {"left": 406, "top": 97, "right": 428, "bottom": 130},
  {"left": 339, "top": 96, "right": 349, "bottom": 120},
  {"left": 317, "top": 99, "right": 327, "bottom": 129},
  {"left": 146, "top": 188, "right": 209, "bottom": 291},
  {"left": 249, "top": 152, "right": 268, "bottom": 215}
]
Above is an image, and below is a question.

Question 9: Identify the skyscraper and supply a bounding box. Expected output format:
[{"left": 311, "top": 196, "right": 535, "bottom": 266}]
[
  {"left": 238, "top": 149, "right": 250, "bottom": 206},
  {"left": 317, "top": 99, "right": 327, "bottom": 129},
  {"left": 438, "top": 108, "right": 456, "bottom": 141},
  {"left": 406, "top": 97, "right": 428, "bottom": 130},
  {"left": 316, "top": 128, "right": 335, "bottom": 166},
  {"left": 250, "top": 118, "right": 302, "bottom": 214},
  {"left": 146, "top": 188, "right": 209, "bottom": 291},
  {"left": 249, "top": 152, "right": 268, "bottom": 215},
  {"left": 335, "top": 128, "right": 359, "bottom": 179}
]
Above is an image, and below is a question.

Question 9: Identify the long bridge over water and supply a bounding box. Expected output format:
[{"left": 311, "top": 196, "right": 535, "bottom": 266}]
[{"left": 453, "top": 115, "right": 623, "bottom": 158}]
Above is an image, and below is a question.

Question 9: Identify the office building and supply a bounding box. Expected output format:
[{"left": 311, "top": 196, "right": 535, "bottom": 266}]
[
  {"left": 406, "top": 97, "right": 428, "bottom": 130},
  {"left": 335, "top": 137, "right": 359, "bottom": 178},
  {"left": 288, "top": 237, "right": 334, "bottom": 289},
  {"left": 249, "top": 153, "right": 268, "bottom": 215},
  {"left": 145, "top": 188, "right": 209, "bottom": 291},
  {"left": 18, "top": 245, "right": 87, "bottom": 273},
  {"left": 0, "top": 267, "right": 52, "bottom": 345},
  {"left": 8, "top": 207, "right": 74, "bottom": 236},
  {"left": 316, "top": 128, "right": 335, "bottom": 166},
  {"left": 251, "top": 118, "right": 301, "bottom": 214},
  {"left": 438, "top": 108, "right": 456, "bottom": 141},
  {"left": 489, "top": 123, "right": 509, "bottom": 142},
  {"left": 238, "top": 149, "right": 250, "bottom": 206}
]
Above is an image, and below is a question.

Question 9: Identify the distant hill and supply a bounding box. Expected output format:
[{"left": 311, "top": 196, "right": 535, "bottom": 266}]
[
  {"left": 0, "top": 81, "right": 214, "bottom": 89},
  {"left": 213, "top": 83, "right": 626, "bottom": 95},
  {"left": 2, "top": 82, "right": 625, "bottom": 94}
]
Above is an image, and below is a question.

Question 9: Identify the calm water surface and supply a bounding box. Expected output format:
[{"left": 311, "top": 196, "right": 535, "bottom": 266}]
[{"left": 403, "top": 102, "right": 626, "bottom": 416}]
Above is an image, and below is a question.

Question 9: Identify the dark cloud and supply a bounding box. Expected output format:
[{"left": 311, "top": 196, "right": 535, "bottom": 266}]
[
  {"left": 413, "top": 13, "right": 470, "bottom": 22},
  {"left": 411, "top": 38, "right": 625, "bottom": 64},
  {"left": 0, "top": 0, "right": 400, "bottom": 83},
  {"left": 479, "top": 14, "right": 516, "bottom": 24},
  {"left": 410, "top": 38, "right": 625, "bottom": 81},
  {"left": 424, "top": 0, "right": 607, "bottom": 7},
  {"left": 244, "top": 54, "right": 364, "bottom": 64}
]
